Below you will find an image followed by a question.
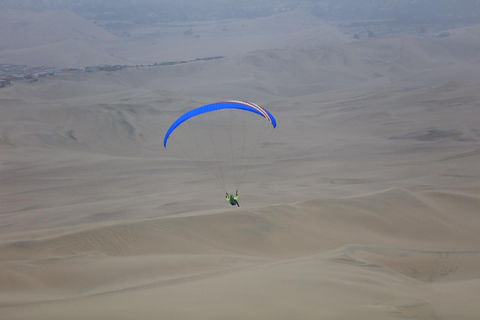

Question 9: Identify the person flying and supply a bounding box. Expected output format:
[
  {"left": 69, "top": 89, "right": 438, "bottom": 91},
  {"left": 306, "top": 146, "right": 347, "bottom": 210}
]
[{"left": 225, "top": 191, "right": 240, "bottom": 207}]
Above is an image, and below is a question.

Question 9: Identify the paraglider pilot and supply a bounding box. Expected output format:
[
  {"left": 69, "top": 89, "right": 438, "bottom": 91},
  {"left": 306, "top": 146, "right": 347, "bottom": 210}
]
[{"left": 226, "top": 191, "right": 240, "bottom": 207}]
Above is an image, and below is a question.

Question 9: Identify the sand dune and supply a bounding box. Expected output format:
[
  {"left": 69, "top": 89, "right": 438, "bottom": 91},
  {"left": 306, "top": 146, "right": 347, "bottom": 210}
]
[
  {"left": 1, "top": 9, "right": 480, "bottom": 319},
  {"left": 0, "top": 39, "right": 129, "bottom": 68},
  {"left": 0, "top": 9, "right": 116, "bottom": 50},
  {"left": 0, "top": 9, "right": 118, "bottom": 66},
  {"left": 344, "top": 245, "right": 480, "bottom": 283},
  {"left": 0, "top": 9, "right": 350, "bottom": 67},
  {"left": 1, "top": 188, "right": 480, "bottom": 319},
  {"left": 117, "top": 9, "right": 351, "bottom": 64}
]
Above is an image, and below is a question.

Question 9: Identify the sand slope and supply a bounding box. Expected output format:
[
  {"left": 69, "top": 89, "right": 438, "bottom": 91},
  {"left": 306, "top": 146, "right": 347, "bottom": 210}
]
[
  {"left": 1, "top": 188, "right": 480, "bottom": 319},
  {"left": 1, "top": 10, "right": 480, "bottom": 320},
  {"left": 0, "top": 9, "right": 350, "bottom": 67},
  {"left": 0, "top": 9, "right": 120, "bottom": 67}
]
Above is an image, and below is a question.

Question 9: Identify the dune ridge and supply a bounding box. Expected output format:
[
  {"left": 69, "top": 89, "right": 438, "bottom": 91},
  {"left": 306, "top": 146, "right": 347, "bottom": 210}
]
[
  {"left": 1, "top": 187, "right": 479, "bottom": 319},
  {"left": 2, "top": 187, "right": 479, "bottom": 292},
  {"left": 1, "top": 9, "right": 480, "bottom": 320}
]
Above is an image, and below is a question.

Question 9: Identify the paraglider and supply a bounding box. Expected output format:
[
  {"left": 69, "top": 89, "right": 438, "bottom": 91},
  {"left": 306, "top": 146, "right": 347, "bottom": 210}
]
[
  {"left": 164, "top": 100, "right": 276, "bottom": 206},
  {"left": 226, "top": 191, "right": 240, "bottom": 207}
]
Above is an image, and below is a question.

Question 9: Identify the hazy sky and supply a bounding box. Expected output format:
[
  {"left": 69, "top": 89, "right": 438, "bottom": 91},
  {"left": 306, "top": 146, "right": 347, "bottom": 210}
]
[{"left": 1, "top": 0, "right": 479, "bottom": 24}]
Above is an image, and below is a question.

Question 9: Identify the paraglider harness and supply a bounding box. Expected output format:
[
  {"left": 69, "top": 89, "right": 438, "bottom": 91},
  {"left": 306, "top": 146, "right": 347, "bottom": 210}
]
[{"left": 226, "top": 191, "right": 240, "bottom": 207}]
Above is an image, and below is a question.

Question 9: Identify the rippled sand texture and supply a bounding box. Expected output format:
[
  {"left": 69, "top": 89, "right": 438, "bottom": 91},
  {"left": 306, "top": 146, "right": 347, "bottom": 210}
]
[{"left": 1, "top": 9, "right": 480, "bottom": 320}]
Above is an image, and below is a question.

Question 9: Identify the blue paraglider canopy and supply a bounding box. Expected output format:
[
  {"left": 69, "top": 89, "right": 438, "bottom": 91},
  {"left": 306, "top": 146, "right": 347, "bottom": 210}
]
[{"left": 164, "top": 100, "right": 276, "bottom": 148}]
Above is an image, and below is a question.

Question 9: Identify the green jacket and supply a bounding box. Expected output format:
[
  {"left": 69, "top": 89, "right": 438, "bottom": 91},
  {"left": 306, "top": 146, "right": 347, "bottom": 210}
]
[{"left": 226, "top": 195, "right": 238, "bottom": 201}]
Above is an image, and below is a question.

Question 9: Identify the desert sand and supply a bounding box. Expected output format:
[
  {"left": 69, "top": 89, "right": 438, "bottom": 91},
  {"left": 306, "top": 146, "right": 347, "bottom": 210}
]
[{"left": 1, "top": 9, "right": 480, "bottom": 320}]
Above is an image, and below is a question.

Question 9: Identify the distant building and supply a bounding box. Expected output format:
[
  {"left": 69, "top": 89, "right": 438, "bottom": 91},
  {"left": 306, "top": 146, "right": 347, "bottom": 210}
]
[
  {"left": 85, "top": 66, "right": 100, "bottom": 72},
  {"left": 33, "top": 72, "right": 48, "bottom": 79},
  {"left": 60, "top": 68, "right": 82, "bottom": 73},
  {"left": 99, "top": 65, "right": 125, "bottom": 72},
  {"left": 0, "top": 79, "right": 11, "bottom": 88}
]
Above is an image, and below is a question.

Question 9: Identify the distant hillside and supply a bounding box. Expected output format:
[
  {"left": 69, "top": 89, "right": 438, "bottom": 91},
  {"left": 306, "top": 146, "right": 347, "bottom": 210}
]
[
  {"left": 0, "top": 9, "right": 116, "bottom": 51},
  {"left": 0, "top": 9, "right": 349, "bottom": 67}
]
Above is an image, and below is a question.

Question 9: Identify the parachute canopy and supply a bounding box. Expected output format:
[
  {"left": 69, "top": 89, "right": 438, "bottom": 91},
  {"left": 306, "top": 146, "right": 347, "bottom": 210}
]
[
  {"left": 163, "top": 100, "right": 276, "bottom": 193},
  {"left": 164, "top": 100, "right": 276, "bottom": 148}
]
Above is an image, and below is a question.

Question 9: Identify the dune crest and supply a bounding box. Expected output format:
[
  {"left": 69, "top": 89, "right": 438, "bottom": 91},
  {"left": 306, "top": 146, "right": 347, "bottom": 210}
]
[{"left": 2, "top": 8, "right": 480, "bottom": 318}]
